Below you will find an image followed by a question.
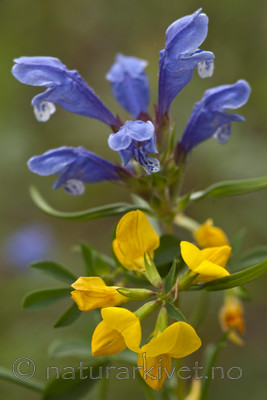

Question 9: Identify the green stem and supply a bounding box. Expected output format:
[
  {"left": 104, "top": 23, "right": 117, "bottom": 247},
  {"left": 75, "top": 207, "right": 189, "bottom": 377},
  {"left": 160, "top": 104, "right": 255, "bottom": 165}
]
[
  {"left": 174, "top": 214, "right": 200, "bottom": 233},
  {"left": 0, "top": 366, "right": 45, "bottom": 392},
  {"left": 176, "top": 358, "right": 185, "bottom": 400},
  {"left": 200, "top": 332, "right": 228, "bottom": 400},
  {"left": 98, "top": 376, "right": 108, "bottom": 400}
]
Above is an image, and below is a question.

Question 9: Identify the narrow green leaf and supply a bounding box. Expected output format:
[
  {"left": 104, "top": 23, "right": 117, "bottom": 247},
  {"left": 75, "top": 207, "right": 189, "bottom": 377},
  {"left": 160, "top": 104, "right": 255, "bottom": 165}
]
[
  {"left": 231, "top": 246, "right": 267, "bottom": 269},
  {"left": 23, "top": 288, "right": 72, "bottom": 310},
  {"left": 0, "top": 366, "right": 45, "bottom": 392},
  {"left": 54, "top": 303, "right": 81, "bottom": 328},
  {"left": 80, "top": 244, "right": 113, "bottom": 276},
  {"left": 166, "top": 301, "right": 187, "bottom": 322},
  {"left": 30, "top": 186, "right": 151, "bottom": 221},
  {"left": 201, "top": 259, "right": 267, "bottom": 291},
  {"left": 44, "top": 363, "right": 106, "bottom": 400},
  {"left": 30, "top": 261, "right": 76, "bottom": 284},
  {"left": 189, "top": 176, "right": 267, "bottom": 202},
  {"left": 48, "top": 338, "right": 93, "bottom": 359},
  {"left": 230, "top": 227, "right": 247, "bottom": 257},
  {"left": 164, "top": 259, "right": 177, "bottom": 293}
]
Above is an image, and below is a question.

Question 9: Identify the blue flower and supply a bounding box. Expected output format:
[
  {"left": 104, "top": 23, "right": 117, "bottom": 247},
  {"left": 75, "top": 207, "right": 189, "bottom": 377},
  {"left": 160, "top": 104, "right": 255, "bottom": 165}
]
[
  {"left": 178, "top": 80, "right": 251, "bottom": 153},
  {"left": 2, "top": 224, "right": 54, "bottom": 269},
  {"left": 106, "top": 53, "right": 150, "bottom": 119},
  {"left": 108, "top": 120, "right": 160, "bottom": 174},
  {"left": 12, "top": 57, "right": 120, "bottom": 127},
  {"left": 157, "top": 9, "right": 215, "bottom": 118},
  {"left": 28, "top": 146, "right": 124, "bottom": 195}
]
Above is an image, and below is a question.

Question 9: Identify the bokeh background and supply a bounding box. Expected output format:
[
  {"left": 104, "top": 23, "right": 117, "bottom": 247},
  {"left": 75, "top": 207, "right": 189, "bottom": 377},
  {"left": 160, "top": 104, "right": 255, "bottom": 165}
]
[{"left": 0, "top": 0, "right": 266, "bottom": 398}]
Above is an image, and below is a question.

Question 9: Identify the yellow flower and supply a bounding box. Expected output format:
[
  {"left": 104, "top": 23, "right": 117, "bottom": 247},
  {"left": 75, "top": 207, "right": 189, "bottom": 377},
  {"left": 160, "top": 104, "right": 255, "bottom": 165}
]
[
  {"left": 91, "top": 306, "right": 201, "bottom": 391},
  {"left": 137, "top": 322, "right": 201, "bottom": 391},
  {"left": 71, "top": 277, "right": 127, "bottom": 311},
  {"left": 113, "top": 210, "right": 160, "bottom": 271},
  {"left": 219, "top": 295, "right": 245, "bottom": 346},
  {"left": 194, "top": 219, "right": 229, "bottom": 248},
  {"left": 91, "top": 307, "right": 141, "bottom": 356},
  {"left": 180, "top": 241, "right": 231, "bottom": 282}
]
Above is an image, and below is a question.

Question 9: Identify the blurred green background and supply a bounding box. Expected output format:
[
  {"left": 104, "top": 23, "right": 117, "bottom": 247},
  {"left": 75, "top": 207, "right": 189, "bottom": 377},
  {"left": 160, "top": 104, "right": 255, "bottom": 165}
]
[{"left": 0, "top": 0, "right": 266, "bottom": 398}]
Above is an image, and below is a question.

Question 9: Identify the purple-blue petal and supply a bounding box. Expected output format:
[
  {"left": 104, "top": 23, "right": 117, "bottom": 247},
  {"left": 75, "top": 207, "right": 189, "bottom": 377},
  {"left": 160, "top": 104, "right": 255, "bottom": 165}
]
[
  {"left": 106, "top": 54, "right": 150, "bottom": 118},
  {"left": 179, "top": 80, "right": 251, "bottom": 152},
  {"left": 28, "top": 146, "right": 122, "bottom": 194},
  {"left": 108, "top": 120, "right": 154, "bottom": 151},
  {"left": 12, "top": 56, "right": 119, "bottom": 127},
  {"left": 158, "top": 9, "right": 214, "bottom": 118},
  {"left": 108, "top": 120, "right": 160, "bottom": 173}
]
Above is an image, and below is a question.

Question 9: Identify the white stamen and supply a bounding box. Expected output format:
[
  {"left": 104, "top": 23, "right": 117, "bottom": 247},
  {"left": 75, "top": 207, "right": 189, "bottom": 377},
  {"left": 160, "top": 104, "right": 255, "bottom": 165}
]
[
  {"left": 197, "top": 59, "right": 214, "bottom": 78},
  {"left": 63, "top": 179, "right": 85, "bottom": 195},
  {"left": 34, "top": 101, "right": 56, "bottom": 122},
  {"left": 133, "top": 148, "right": 160, "bottom": 174},
  {"left": 213, "top": 123, "right": 231, "bottom": 144}
]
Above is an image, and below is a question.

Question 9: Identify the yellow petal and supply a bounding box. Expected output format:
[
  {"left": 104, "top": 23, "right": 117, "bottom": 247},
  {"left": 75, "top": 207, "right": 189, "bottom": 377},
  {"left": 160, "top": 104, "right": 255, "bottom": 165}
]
[
  {"left": 180, "top": 241, "right": 202, "bottom": 271},
  {"left": 185, "top": 379, "right": 201, "bottom": 400},
  {"left": 141, "top": 321, "right": 201, "bottom": 359},
  {"left": 91, "top": 320, "right": 126, "bottom": 356},
  {"left": 137, "top": 352, "right": 171, "bottom": 391},
  {"left": 101, "top": 307, "right": 141, "bottom": 352},
  {"left": 71, "top": 277, "right": 127, "bottom": 311},
  {"left": 193, "top": 260, "right": 230, "bottom": 282},
  {"left": 113, "top": 210, "right": 159, "bottom": 271},
  {"left": 219, "top": 296, "right": 245, "bottom": 346},
  {"left": 200, "top": 246, "right": 232, "bottom": 268},
  {"left": 194, "top": 219, "right": 229, "bottom": 248}
]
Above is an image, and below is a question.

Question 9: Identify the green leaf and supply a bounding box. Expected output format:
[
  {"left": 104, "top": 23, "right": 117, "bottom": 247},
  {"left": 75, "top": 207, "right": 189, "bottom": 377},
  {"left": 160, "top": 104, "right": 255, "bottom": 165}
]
[
  {"left": 189, "top": 176, "right": 267, "bottom": 202},
  {"left": 200, "top": 259, "right": 267, "bottom": 291},
  {"left": 164, "top": 259, "right": 177, "bottom": 293},
  {"left": 166, "top": 301, "right": 187, "bottom": 322},
  {"left": 54, "top": 303, "right": 81, "bottom": 328},
  {"left": 154, "top": 234, "right": 180, "bottom": 268},
  {"left": 80, "top": 244, "right": 113, "bottom": 276},
  {"left": 23, "top": 288, "right": 72, "bottom": 310},
  {"left": 231, "top": 246, "right": 267, "bottom": 269},
  {"left": 44, "top": 362, "right": 106, "bottom": 400},
  {"left": 230, "top": 227, "right": 247, "bottom": 257},
  {"left": 48, "top": 338, "right": 93, "bottom": 359},
  {"left": 0, "top": 366, "right": 45, "bottom": 393},
  {"left": 30, "top": 186, "right": 151, "bottom": 221},
  {"left": 30, "top": 261, "right": 76, "bottom": 284}
]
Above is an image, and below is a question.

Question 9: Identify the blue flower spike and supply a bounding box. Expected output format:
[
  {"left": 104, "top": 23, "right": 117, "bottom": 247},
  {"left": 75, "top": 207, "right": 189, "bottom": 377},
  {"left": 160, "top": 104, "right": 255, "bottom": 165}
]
[
  {"left": 108, "top": 120, "right": 160, "bottom": 174},
  {"left": 157, "top": 9, "right": 215, "bottom": 118},
  {"left": 12, "top": 57, "right": 120, "bottom": 128},
  {"left": 106, "top": 54, "right": 150, "bottom": 119},
  {"left": 28, "top": 146, "right": 124, "bottom": 195},
  {"left": 178, "top": 80, "right": 251, "bottom": 154}
]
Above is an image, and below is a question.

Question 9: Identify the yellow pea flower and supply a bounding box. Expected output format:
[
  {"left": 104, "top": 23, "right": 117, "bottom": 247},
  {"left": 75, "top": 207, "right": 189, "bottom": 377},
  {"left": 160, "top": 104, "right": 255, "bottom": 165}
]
[
  {"left": 194, "top": 219, "right": 229, "bottom": 248},
  {"left": 91, "top": 306, "right": 201, "bottom": 391},
  {"left": 71, "top": 277, "right": 128, "bottom": 311},
  {"left": 137, "top": 322, "right": 201, "bottom": 391},
  {"left": 180, "top": 241, "right": 231, "bottom": 282},
  {"left": 113, "top": 210, "right": 160, "bottom": 271},
  {"left": 91, "top": 307, "right": 141, "bottom": 356},
  {"left": 219, "top": 295, "right": 245, "bottom": 346}
]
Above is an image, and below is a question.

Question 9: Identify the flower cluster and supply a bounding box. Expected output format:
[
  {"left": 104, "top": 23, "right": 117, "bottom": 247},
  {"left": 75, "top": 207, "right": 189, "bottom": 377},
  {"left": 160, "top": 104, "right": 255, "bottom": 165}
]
[
  {"left": 69, "top": 210, "right": 235, "bottom": 390},
  {"left": 11, "top": 9, "right": 257, "bottom": 396},
  {"left": 12, "top": 8, "right": 250, "bottom": 198}
]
